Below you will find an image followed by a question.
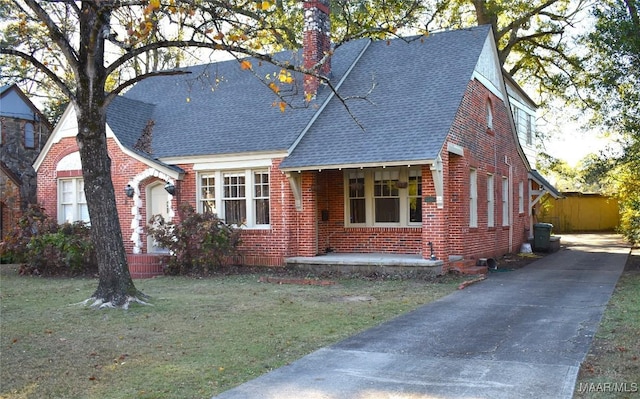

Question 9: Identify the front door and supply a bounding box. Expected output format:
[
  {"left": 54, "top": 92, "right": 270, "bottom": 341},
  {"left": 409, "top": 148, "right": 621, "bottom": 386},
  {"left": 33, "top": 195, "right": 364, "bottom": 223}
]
[{"left": 147, "top": 183, "right": 170, "bottom": 253}]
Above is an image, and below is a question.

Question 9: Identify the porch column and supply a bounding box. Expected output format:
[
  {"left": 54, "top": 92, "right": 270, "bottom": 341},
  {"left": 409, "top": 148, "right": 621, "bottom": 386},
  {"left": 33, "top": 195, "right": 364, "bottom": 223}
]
[
  {"left": 297, "top": 171, "right": 318, "bottom": 256},
  {"left": 422, "top": 161, "right": 450, "bottom": 264}
]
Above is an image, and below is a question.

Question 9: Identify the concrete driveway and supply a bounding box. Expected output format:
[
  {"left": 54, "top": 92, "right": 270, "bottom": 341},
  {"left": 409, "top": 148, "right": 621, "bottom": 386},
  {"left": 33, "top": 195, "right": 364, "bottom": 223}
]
[{"left": 212, "top": 234, "right": 630, "bottom": 399}]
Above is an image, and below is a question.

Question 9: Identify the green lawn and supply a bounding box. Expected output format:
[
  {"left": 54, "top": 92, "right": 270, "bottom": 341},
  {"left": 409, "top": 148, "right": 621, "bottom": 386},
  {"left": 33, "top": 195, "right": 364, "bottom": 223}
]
[
  {"left": 0, "top": 266, "right": 462, "bottom": 399},
  {"left": 4, "top": 249, "right": 636, "bottom": 399},
  {"left": 574, "top": 248, "right": 640, "bottom": 398}
]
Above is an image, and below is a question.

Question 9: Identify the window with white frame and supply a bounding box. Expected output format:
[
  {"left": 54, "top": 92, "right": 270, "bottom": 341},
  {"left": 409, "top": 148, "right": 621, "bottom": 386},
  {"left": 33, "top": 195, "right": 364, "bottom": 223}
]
[
  {"left": 345, "top": 167, "right": 422, "bottom": 227},
  {"left": 198, "top": 169, "right": 270, "bottom": 228},
  {"left": 200, "top": 174, "right": 216, "bottom": 213},
  {"left": 518, "top": 181, "right": 524, "bottom": 214},
  {"left": 374, "top": 170, "right": 400, "bottom": 223},
  {"left": 223, "top": 172, "right": 246, "bottom": 225},
  {"left": 512, "top": 106, "right": 535, "bottom": 146},
  {"left": 254, "top": 171, "right": 270, "bottom": 225},
  {"left": 347, "top": 171, "right": 366, "bottom": 224},
  {"left": 525, "top": 116, "right": 532, "bottom": 145},
  {"left": 469, "top": 168, "right": 478, "bottom": 228},
  {"left": 486, "top": 101, "right": 493, "bottom": 130},
  {"left": 487, "top": 174, "right": 494, "bottom": 227},
  {"left": 502, "top": 177, "right": 510, "bottom": 226},
  {"left": 59, "top": 178, "right": 89, "bottom": 223},
  {"left": 408, "top": 169, "right": 422, "bottom": 223}
]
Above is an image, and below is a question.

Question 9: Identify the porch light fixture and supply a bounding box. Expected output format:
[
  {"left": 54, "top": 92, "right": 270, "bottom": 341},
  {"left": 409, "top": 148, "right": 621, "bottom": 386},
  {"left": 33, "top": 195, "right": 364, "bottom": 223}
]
[
  {"left": 124, "top": 184, "right": 135, "bottom": 198},
  {"left": 164, "top": 181, "right": 176, "bottom": 195}
]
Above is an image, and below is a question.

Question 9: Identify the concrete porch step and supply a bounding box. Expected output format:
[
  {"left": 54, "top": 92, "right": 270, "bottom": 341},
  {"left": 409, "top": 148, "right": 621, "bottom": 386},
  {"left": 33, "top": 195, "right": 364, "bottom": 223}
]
[{"left": 285, "top": 253, "right": 444, "bottom": 276}]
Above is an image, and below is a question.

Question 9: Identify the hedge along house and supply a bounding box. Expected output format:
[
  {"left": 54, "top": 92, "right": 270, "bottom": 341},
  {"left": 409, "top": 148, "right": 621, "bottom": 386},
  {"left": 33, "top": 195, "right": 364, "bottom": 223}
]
[{"left": 34, "top": 2, "right": 551, "bottom": 276}]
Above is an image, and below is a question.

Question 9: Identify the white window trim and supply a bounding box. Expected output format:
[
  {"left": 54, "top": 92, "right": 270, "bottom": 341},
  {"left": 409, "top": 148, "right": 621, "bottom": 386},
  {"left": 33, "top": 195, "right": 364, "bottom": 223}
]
[
  {"left": 58, "top": 177, "right": 89, "bottom": 224},
  {"left": 502, "top": 176, "right": 510, "bottom": 226},
  {"left": 518, "top": 181, "right": 524, "bottom": 214},
  {"left": 487, "top": 174, "right": 494, "bottom": 228},
  {"left": 486, "top": 101, "right": 493, "bottom": 130},
  {"left": 469, "top": 168, "right": 478, "bottom": 228},
  {"left": 344, "top": 167, "right": 422, "bottom": 228},
  {"left": 197, "top": 168, "right": 271, "bottom": 229},
  {"left": 200, "top": 173, "right": 216, "bottom": 214}
]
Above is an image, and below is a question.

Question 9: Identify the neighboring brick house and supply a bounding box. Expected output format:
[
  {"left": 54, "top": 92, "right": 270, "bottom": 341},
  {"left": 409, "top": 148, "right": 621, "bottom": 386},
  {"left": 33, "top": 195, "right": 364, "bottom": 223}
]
[
  {"left": 34, "top": 6, "right": 557, "bottom": 275},
  {"left": 0, "top": 84, "right": 53, "bottom": 238}
]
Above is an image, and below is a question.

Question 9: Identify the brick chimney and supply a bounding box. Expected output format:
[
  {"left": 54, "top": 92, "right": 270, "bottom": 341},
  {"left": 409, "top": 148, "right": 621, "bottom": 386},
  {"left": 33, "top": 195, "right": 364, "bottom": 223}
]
[{"left": 303, "top": 0, "right": 331, "bottom": 99}]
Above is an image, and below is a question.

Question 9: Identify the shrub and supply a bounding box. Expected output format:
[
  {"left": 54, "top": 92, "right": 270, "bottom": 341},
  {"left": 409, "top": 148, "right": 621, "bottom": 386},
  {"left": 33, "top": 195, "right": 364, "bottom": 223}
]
[
  {"left": 147, "top": 203, "right": 241, "bottom": 275},
  {"left": 25, "top": 223, "right": 97, "bottom": 276},
  {"left": 1, "top": 205, "right": 55, "bottom": 264},
  {"left": 619, "top": 197, "right": 640, "bottom": 246},
  {"left": 0, "top": 205, "right": 97, "bottom": 276}
]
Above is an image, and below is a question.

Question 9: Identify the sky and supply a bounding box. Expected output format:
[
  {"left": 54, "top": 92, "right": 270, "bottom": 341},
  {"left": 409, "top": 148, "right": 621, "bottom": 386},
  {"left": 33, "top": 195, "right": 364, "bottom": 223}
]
[
  {"left": 528, "top": 10, "right": 618, "bottom": 169},
  {"left": 545, "top": 129, "right": 614, "bottom": 167},
  {"left": 535, "top": 86, "right": 621, "bottom": 168},
  {"left": 539, "top": 106, "right": 616, "bottom": 167}
]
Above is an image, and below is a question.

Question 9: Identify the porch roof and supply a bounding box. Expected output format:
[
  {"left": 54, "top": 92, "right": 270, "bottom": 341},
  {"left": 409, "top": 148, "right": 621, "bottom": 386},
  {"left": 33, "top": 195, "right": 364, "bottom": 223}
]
[
  {"left": 529, "top": 170, "right": 563, "bottom": 199},
  {"left": 279, "top": 159, "right": 434, "bottom": 172}
]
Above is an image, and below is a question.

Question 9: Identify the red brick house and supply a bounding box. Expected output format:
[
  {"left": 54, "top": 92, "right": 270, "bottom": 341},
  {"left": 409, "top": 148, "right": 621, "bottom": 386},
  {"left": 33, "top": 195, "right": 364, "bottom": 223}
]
[{"left": 34, "top": 5, "right": 555, "bottom": 276}]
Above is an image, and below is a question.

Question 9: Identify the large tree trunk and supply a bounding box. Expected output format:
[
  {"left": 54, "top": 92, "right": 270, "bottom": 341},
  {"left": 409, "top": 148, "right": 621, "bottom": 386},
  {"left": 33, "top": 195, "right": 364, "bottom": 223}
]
[
  {"left": 75, "top": 0, "right": 144, "bottom": 308},
  {"left": 76, "top": 111, "right": 141, "bottom": 307}
]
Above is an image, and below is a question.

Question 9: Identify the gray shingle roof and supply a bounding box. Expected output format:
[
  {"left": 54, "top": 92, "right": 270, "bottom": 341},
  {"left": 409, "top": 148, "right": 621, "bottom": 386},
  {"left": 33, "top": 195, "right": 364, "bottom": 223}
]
[
  {"left": 107, "top": 96, "right": 155, "bottom": 149},
  {"left": 118, "top": 39, "right": 370, "bottom": 159},
  {"left": 107, "top": 96, "right": 185, "bottom": 173},
  {"left": 108, "top": 25, "right": 492, "bottom": 168},
  {"left": 280, "top": 25, "right": 491, "bottom": 169}
]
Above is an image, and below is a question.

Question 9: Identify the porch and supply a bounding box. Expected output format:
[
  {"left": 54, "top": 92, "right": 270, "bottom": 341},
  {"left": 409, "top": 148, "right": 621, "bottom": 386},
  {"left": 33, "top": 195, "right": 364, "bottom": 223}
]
[{"left": 285, "top": 253, "right": 444, "bottom": 276}]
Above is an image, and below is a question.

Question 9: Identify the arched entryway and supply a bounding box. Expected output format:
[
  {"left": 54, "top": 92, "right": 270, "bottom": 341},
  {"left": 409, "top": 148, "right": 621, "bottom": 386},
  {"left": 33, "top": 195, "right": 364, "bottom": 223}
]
[{"left": 146, "top": 182, "right": 171, "bottom": 253}]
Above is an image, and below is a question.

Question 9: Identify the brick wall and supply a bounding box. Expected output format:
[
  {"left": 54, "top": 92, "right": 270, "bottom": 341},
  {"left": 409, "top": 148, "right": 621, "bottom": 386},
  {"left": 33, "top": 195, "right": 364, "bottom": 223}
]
[
  {"left": 175, "top": 159, "right": 304, "bottom": 267},
  {"left": 37, "top": 137, "right": 174, "bottom": 255},
  {"left": 439, "top": 79, "right": 530, "bottom": 269},
  {"left": 315, "top": 170, "right": 423, "bottom": 254}
]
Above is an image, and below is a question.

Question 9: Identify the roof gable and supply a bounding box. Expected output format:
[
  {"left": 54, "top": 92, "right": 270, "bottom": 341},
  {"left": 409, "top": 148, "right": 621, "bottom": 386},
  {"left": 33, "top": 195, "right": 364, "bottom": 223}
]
[
  {"left": 0, "top": 84, "right": 50, "bottom": 127},
  {"left": 280, "top": 25, "right": 493, "bottom": 170},
  {"left": 472, "top": 33, "right": 506, "bottom": 101}
]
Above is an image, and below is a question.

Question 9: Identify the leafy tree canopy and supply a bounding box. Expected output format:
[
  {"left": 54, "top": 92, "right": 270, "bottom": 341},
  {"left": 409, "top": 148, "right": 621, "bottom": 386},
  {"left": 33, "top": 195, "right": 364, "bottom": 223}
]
[
  {"left": 0, "top": 0, "right": 432, "bottom": 123},
  {"left": 577, "top": 0, "right": 640, "bottom": 243},
  {"left": 430, "top": 0, "right": 590, "bottom": 106}
]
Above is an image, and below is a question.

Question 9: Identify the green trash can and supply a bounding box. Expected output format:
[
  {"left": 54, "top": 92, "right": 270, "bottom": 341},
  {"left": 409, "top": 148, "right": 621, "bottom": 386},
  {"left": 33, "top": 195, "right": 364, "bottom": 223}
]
[{"left": 533, "top": 223, "right": 553, "bottom": 251}]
